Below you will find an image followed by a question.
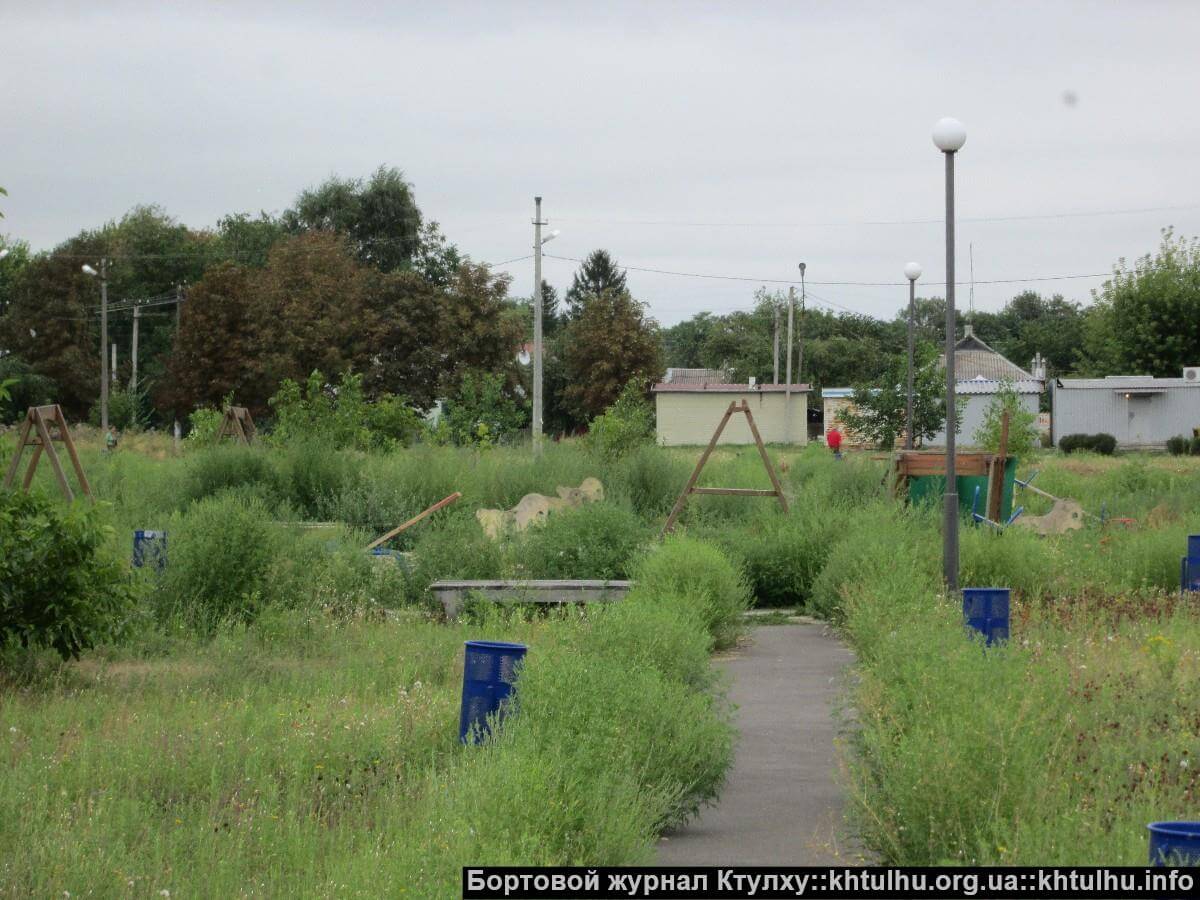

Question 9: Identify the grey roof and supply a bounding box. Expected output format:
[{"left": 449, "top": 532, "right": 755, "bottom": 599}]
[
  {"left": 652, "top": 383, "right": 810, "bottom": 393},
  {"left": 1057, "top": 376, "right": 1198, "bottom": 390},
  {"left": 662, "top": 367, "right": 730, "bottom": 385},
  {"left": 938, "top": 325, "right": 1038, "bottom": 383},
  {"left": 956, "top": 377, "right": 1044, "bottom": 395}
]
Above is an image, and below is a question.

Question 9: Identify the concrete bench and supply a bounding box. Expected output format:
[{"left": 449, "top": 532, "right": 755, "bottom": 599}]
[{"left": 430, "top": 579, "right": 633, "bottom": 618}]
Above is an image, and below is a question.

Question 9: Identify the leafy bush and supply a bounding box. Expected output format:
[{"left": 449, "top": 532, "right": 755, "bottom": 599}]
[
  {"left": 186, "top": 404, "right": 225, "bottom": 444},
  {"left": 608, "top": 445, "right": 689, "bottom": 517},
  {"left": 1192, "top": 435, "right": 1200, "bottom": 456},
  {"left": 713, "top": 506, "right": 841, "bottom": 608},
  {"left": 583, "top": 379, "right": 655, "bottom": 461},
  {"left": 972, "top": 381, "right": 1038, "bottom": 458},
  {"left": 183, "top": 445, "right": 279, "bottom": 503},
  {"left": 0, "top": 491, "right": 137, "bottom": 659},
  {"left": 157, "top": 492, "right": 281, "bottom": 632},
  {"left": 366, "top": 393, "right": 423, "bottom": 449},
  {"left": 1166, "top": 435, "right": 1189, "bottom": 455},
  {"left": 517, "top": 503, "right": 648, "bottom": 580},
  {"left": 277, "top": 440, "right": 361, "bottom": 519},
  {"left": 440, "top": 371, "right": 527, "bottom": 448},
  {"left": 1058, "top": 432, "right": 1117, "bottom": 455},
  {"left": 631, "top": 535, "right": 750, "bottom": 649}
]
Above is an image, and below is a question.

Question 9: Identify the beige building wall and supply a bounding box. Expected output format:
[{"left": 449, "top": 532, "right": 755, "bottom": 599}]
[{"left": 655, "top": 392, "right": 808, "bottom": 446}]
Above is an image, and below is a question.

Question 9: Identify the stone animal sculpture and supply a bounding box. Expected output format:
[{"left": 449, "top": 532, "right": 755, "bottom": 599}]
[
  {"left": 476, "top": 477, "right": 604, "bottom": 539},
  {"left": 1012, "top": 497, "right": 1086, "bottom": 537}
]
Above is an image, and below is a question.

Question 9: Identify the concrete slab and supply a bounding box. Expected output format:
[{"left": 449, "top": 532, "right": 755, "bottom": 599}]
[{"left": 657, "top": 623, "right": 858, "bottom": 866}]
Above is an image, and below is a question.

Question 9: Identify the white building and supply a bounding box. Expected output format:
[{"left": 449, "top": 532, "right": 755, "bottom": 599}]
[
  {"left": 1052, "top": 372, "right": 1200, "bottom": 448},
  {"left": 929, "top": 326, "right": 1045, "bottom": 447},
  {"left": 652, "top": 382, "right": 809, "bottom": 446}
]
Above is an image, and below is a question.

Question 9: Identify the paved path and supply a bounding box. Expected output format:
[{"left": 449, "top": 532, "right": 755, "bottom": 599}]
[{"left": 657, "top": 623, "right": 857, "bottom": 866}]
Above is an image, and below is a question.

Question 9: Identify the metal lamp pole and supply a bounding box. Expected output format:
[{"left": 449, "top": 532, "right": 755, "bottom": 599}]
[
  {"left": 904, "top": 262, "right": 922, "bottom": 449},
  {"left": 83, "top": 259, "right": 109, "bottom": 432},
  {"left": 933, "top": 117, "right": 966, "bottom": 594}
]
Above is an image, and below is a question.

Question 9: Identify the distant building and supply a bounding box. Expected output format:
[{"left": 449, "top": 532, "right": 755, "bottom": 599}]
[
  {"left": 820, "top": 387, "right": 871, "bottom": 447},
  {"left": 1052, "top": 372, "right": 1200, "bottom": 448},
  {"left": 652, "top": 382, "right": 809, "bottom": 446},
  {"left": 662, "top": 367, "right": 730, "bottom": 385},
  {"left": 929, "top": 326, "right": 1045, "bottom": 447}
]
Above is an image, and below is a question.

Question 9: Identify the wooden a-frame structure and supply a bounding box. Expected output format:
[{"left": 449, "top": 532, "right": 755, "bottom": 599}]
[
  {"left": 216, "top": 406, "right": 257, "bottom": 445},
  {"left": 2, "top": 405, "right": 93, "bottom": 502},
  {"left": 661, "top": 399, "right": 789, "bottom": 536}
]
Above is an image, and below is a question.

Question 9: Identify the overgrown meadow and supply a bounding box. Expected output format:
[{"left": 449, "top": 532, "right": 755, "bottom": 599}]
[{"left": 3, "top": 430, "right": 1200, "bottom": 893}]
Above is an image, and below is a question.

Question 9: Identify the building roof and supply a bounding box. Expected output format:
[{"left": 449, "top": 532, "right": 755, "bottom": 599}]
[
  {"left": 821, "top": 387, "right": 855, "bottom": 399},
  {"left": 956, "top": 377, "right": 1044, "bottom": 395},
  {"left": 1056, "top": 376, "right": 1199, "bottom": 390},
  {"left": 939, "top": 325, "right": 1039, "bottom": 383},
  {"left": 652, "top": 383, "right": 810, "bottom": 394},
  {"left": 662, "top": 367, "right": 730, "bottom": 385}
]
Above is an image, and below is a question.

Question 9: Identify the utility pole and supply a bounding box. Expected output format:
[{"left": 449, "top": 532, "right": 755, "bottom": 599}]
[
  {"left": 904, "top": 262, "right": 923, "bottom": 450},
  {"left": 797, "top": 263, "right": 807, "bottom": 382},
  {"left": 175, "top": 283, "right": 182, "bottom": 331},
  {"left": 785, "top": 284, "right": 795, "bottom": 442},
  {"left": 130, "top": 303, "right": 140, "bottom": 392},
  {"left": 772, "top": 299, "right": 780, "bottom": 384},
  {"left": 532, "top": 197, "right": 546, "bottom": 454},
  {"left": 99, "top": 259, "right": 109, "bottom": 432}
]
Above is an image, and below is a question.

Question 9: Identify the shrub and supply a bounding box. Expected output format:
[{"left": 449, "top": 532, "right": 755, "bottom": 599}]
[
  {"left": 186, "top": 404, "right": 225, "bottom": 444},
  {"left": 608, "top": 445, "right": 688, "bottom": 518},
  {"left": 517, "top": 503, "right": 648, "bottom": 580},
  {"left": 972, "top": 382, "right": 1038, "bottom": 458},
  {"left": 713, "top": 506, "right": 840, "bottom": 608},
  {"left": 183, "top": 445, "right": 279, "bottom": 503},
  {"left": 583, "top": 379, "right": 655, "bottom": 462},
  {"left": 440, "top": 371, "right": 527, "bottom": 447},
  {"left": 631, "top": 535, "right": 750, "bottom": 649},
  {"left": 1058, "top": 433, "right": 1117, "bottom": 455},
  {"left": 1166, "top": 435, "right": 1190, "bottom": 456},
  {"left": 1191, "top": 435, "right": 1200, "bottom": 456},
  {"left": 0, "top": 491, "right": 137, "bottom": 659},
  {"left": 277, "top": 440, "right": 361, "bottom": 519},
  {"left": 157, "top": 492, "right": 281, "bottom": 632}
]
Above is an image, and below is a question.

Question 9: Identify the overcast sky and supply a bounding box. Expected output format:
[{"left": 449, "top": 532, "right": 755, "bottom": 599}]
[{"left": 5, "top": 1, "right": 1200, "bottom": 325}]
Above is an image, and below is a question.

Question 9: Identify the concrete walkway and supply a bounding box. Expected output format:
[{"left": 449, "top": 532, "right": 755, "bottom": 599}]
[{"left": 657, "top": 623, "right": 857, "bottom": 866}]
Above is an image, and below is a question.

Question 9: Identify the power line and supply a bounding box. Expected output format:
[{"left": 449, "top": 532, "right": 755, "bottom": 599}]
[
  {"left": 540, "top": 252, "right": 1109, "bottom": 288},
  {"left": 554, "top": 201, "right": 1200, "bottom": 229}
]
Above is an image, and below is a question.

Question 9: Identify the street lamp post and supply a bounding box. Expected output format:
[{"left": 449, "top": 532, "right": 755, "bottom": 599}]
[
  {"left": 933, "top": 117, "right": 966, "bottom": 594},
  {"left": 903, "top": 262, "right": 922, "bottom": 450},
  {"left": 82, "top": 260, "right": 109, "bottom": 433}
]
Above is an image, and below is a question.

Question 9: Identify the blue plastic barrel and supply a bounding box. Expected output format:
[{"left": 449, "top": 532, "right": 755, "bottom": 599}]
[
  {"left": 1184, "top": 558, "right": 1200, "bottom": 594},
  {"left": 1188, "top": 535, "right": 1200, "bottom": 560},
  {"left": 459, "top": 640, "right": 527, "bottom": 744},
  {"left": 963, "top": 587, "right": 1009, "bottom": 647},
  {"left": 1148, "top": 821, "right": 1200, "bottom": 865},
  {"left": 132, "top": 530, "right": 168, "bottom": 571}
]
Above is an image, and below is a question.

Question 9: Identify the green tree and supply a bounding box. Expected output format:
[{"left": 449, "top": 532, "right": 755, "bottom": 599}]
[
  {"left": 838, "top": 346, "right": 963, "bottom": 450},
  {"left": 282, "top": 166, "right": 421, "bottom": 273},
  {"left": 1080, "top": 229, "right": 1200, "bottom": 377},
  {"left": 441, "top": 371, "right": 527, "bottom": 447},
  {"left": 0, "top": 237, "right": 31, "bottom": 323},
  {"left": 368, "top": 261, "right": 523, "bottom": 410},
  {"left": 564, "top": 250, "right": 628, "bottom": 317},
  {"left": 560, "top": 289, "right": 662, "bottom": 419},
  {"left": 972, "top": 380, "right": 1038, "bottom": 457},
  {"left": 213, "top": 212, "right": 287, "bottom": 268},
  {"left": 159, "top": 262, "right": 268, "bottom": 414},
  {"left": 662, "top": 311, "right": 717, "bottom": 369}
]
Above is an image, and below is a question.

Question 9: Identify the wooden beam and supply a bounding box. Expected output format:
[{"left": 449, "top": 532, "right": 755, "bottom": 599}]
[
  {"left": 32, "top": 409, "right": 73, "bottom": 502},
  {"left": 691, "top": 487, "right": 779, "bottom": 496},
  {"left": 741, "top": 401, "right": 789, "bottom": 513},
  {"left": 661, "top": 401, "right": 738, "bottom": 536},
  {"left": 986, "top": 409, "right": 1011, "bottom": 522},
  {"left": 2, "top": 412, "right": 34, "bottom": 489},
  {"left": 365, "top": 491, "right": 462, "bottom": 551}
]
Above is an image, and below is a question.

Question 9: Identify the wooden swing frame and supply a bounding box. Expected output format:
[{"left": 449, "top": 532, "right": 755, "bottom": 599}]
[
  {"left": 661, "top": 399, "right": 789, "bottom": 536},
  {"left": 2, "top": 405, "right": 93, "bottom": 502},
  {"left": 216, "top": 406, "right": 257, "bottom": 444}
]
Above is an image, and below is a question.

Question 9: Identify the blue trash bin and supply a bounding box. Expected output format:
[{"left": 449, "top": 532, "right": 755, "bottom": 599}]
[
  {"left": 1184, "top": 558, "right": 1200, "bottom": 594},
  {"left": 963, "top": 587, "right": 1009, "bottom": 647},
  {"left": 1148, "top": 821, "right": 1200, "bottom": 866},
  {"left": 459, "top": 640, "right": 527, "bottom": 744},
  {"left": 1188, "top": 535, "right": 1200, "bottom": 560},
  {"left": 132, "top": 530, "right": 168, "bottom": 571}
]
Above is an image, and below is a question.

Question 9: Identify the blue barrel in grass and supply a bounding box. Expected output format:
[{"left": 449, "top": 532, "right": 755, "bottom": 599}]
[
  {"left": 1149, "top": 821, "right": 1200, "bottom": 866},
  {"left": 963, "top": 587, "right": 1009, "bottom": 647},
  {"left": 459, "top": 640, "right": 527, "bottom": 744},
  {"left": 132, "top": 530, "right": 168, "bottom": 571}
]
